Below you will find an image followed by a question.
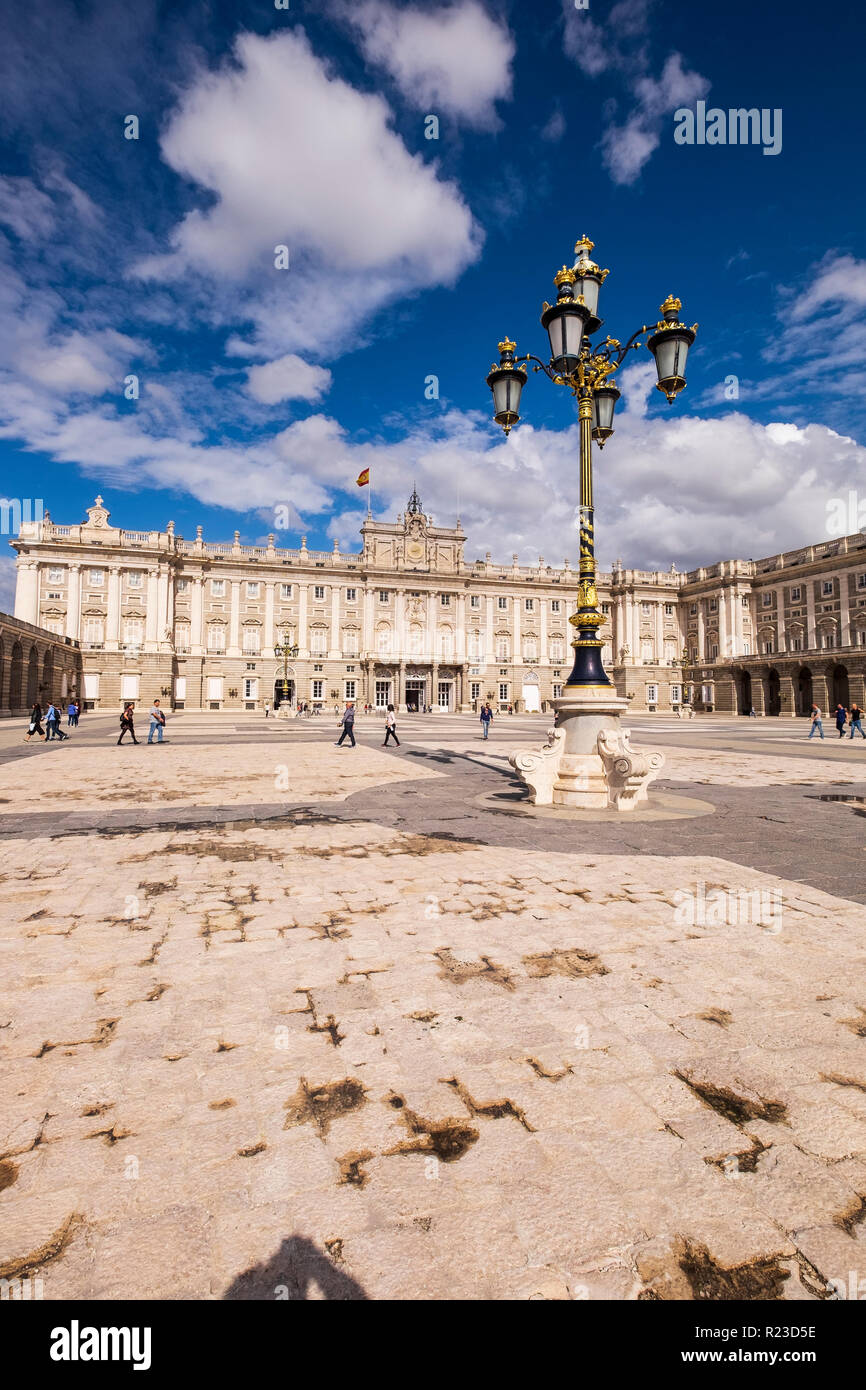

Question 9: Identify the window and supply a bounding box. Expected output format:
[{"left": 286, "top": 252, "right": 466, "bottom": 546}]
[
  {"left": 177, "top": 578, "right": 189, "bottom": 593},
  {"left": 742, "top": 595, "right": 749, "bottom": 606},
  {"left": 207, "top": 677, "right": 223, "bottom": 701},
  {"left": 174, "top": 622, "right": 190, "bottom": 652},
  {"left": 89, "top": 568, "right": 104, "bottom": 585},
  {"left": 553, "top": 684, "right": 562, "bottom": 699},
  {"left": 470, "top": 681, "right": 481, "bottom": 701},
  {"left": 792, "top": 637, "right": 803, "bottom": 651},
  {"left": 377, "top": 629, "right": 391, "bottom": 657},
  {"left": 43, "top": 619, "right": 63, "bottom": 635},
  {"left": 207, "top": 624, "right": 225, "bottom": 652},
  {"left": 496, "top": 638, "right": 509, "bottom": 660},
  {"left": 345, "top": 680, "right": 356, "bottom": 700},
  {"left": 313, "top": 663, "right": 323, "bottom": 672},
  {"left": 210, "top": 579, "right": 225, "bottom": 597},
  {"left": 346, "top": 587, "right": 357, "bottom": 602},
  {"left": 791, "top": 586, "right": 801, "bottom": 601},
  {"left": 470, "top": 595, "right": 480, "bottom": 609},
  {"left": 242, "top": 627, "right": 260, "bottom": 654},
  {"left": 823, "top": 633, "right": 836, "bottom": 649},
  {"left": 46, "top": 592, "right": 62, "bottom": 599},
  {"left": 438, "top": 629, "right": 454, "bottom": 659},
  {"left": 823, "top": 581, "right": 834, "bottom": 595},
  {"left": 525, "top": 598, "right": 534, "bottom": 612},
  {"left": 83, "top": 617, "right": 104, "bottom": 647},
  {"left": 499, "top": 668, "right": 507, "bottom": 676},
  {"left": 498, "top": 596, "right": 508, "bottom": 610},
  {"left": 246, "top": 582, "right": 260, "bottom": 598},
  {"left": 641, "top": 640, "right": 654, "bottom": 664},
  {"left": 128, "top": 571, "right": 143, "bottom": 589},
  {"left": 641, "top": 602, "right": 651, "bottom": 615},
  {"left": 121, "top": 675, "right": 140, "bottom": 700},
  {"left": 601, "top": 603, "right": 610, "bottom": 614},
  {"left": 343, "top": 631, "right": 358, "bottom": 655},
  {"left": 665, "top": 604, "right": 674, "bottom": 616},
  {"left": 670, "top": 684, "right": 681, "bottom": 704},
  {"left": 438, "top": 681, "right": 450, "bottom": 710},
  {"left": 523, "top": 641, "right": 538, "bottom": 662},
  {"left": 312, "top": 680, "right": 323, "bottom": 700},
  {"left": 280, "top": 583, "right": 292, "bottom": 599},
  {"left": 551, "top": 600, "right": 561, "bottom": 613},
  {"left": 243, "top": 678, "right": 258, "bottom": 699},
  {"left": 690, "top": 602, "right": 697, "bottom": 615},
  {"left": 468, "top": 632, "right": 482, "bottom": 661},
  {"left": 549, "top": 641, "right": 563, "bottom": 662},
  {"left": 701, "top": 684, "right": 712, "bottom": 705},
  {"left": 246, "top": 662, "right": 256, "bottom": 670},
  {"left": 441, "top": 594, "right": 451, "bottom": 607},
  {"left": 375, "top": 680, "right": 391, "bottom": 707},
  {"left": 123, "top": 618, "right": 143, "bottom": 646},
  {"left": 742, "top": 641, "right": 750, "bottom": 655},
  {"left": 498, "top": 682, "right": 509, "bottom": 703},
  {"left": 48, "top": 566, "right": 65, "bottom": 581},
  {"left": 311, "top": 628, "right": 327, "bottom": 654},
  {"left": 311, "top": 584, "right": 324, "bottom": 601},
  {"left": 708, "top": 598, "right": 717, "bottom": 612},
  {"left": 379, "top": 590, "right": 389, "bottom": 603},
  {"left": 646, "top": 684, "right": 658, "bottom": 705},
  {"left": 762, "top": 593, "right": 773, "bottom": 607},
  {"left": 856, "top": 574, "right": 866, "bottom": 590},
  {"left": 763, "top": 641, "right": 774, "bottom": 654},
  {"left": 710, "top": 643, "right": 719, "bottom": 659}
]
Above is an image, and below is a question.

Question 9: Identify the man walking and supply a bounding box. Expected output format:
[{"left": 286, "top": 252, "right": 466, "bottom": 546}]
[
  {"left": 480, "top": 702, "right": 493, "bottom": 740},
  {"left": 849, "top": 703, "right": 865, "bottom": 739},
  {"left": 147, "top": 698, "right": 167, "bottom": 744},
  {"left": 382, "top": 704, "right": 400, "bottom": 748},
  {"left": 67, "top": 699, "right": 77, "bottom": 728},
  {"left": 45, "top": 701, "right": 68, "bottom": 741},
  {"left": 808, "top": 704, "right": 824, "bottom": 740},
  {"left": 264, "top": 699, "right": 271, "bottom": 719},
  {"left": 834, "top": 703, "right": 847, "bottom": 738},
  {"left": 335, "top": 700, "right": 356, "bottom": 747}
]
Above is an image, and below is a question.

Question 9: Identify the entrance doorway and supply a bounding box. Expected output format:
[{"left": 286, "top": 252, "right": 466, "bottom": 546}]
[
  {"left": 736, "top": 670, "right": 752, "bottom": 715},
  {"left": 521, "top": 673, "right": 541, "bottom": 712},
  {"left": 405, "top": 678, "right": 425, "bottom": 712},
  {"left": 797, "top": 667, "right": 813, "bottom": 716},
  {"left": 831, "top": 664, "right": 850, "bottom": 710},
  {"left": 766, "top": 669, "right": 781, "bottom": 716},
  {"left": 375, "top": 679, "right": 391, "bottom": 709},
  {"left": 274, "top": 678, "right": 295, "bottom": 709}
]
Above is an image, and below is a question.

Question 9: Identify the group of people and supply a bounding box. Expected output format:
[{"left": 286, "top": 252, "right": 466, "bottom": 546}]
[
  {"left": 333, "top": 701, "right": 401, "bottom": 748},
  {"left": 117, "top": 700, "right": 167, "bottom": 745},
  {"left": 809, "top": 702, "right": 865, "bottom": 740},
  {"left": 24, "top": 699, "right": 80, "bottom": 743}
]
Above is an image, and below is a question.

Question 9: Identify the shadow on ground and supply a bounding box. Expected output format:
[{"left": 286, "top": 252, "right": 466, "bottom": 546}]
[{"left": 222, "top": 1235, "right": 369, "bottom": 1300}]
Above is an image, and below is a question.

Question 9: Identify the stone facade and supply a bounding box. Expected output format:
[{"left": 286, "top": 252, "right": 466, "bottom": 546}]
[
  {"left": 12, "top": 492, "right": 864, "bottom": 717},
  {"left": 0, "top": 611, "right": 82, "bottom": 717}
]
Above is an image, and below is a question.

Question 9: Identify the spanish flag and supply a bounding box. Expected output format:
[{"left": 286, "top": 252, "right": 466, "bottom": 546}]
[{"left": 356, "top": 468, "right": 370, "bottom": 487}]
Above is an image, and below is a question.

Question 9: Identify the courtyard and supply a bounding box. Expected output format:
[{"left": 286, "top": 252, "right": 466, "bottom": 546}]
[{"left": 1, "top": 709, "right": 865, "bottom": 1300}]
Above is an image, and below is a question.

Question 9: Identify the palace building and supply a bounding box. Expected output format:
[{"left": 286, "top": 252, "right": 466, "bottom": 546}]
[{"left": 7, "top": 490, "right": 866, "bottom": 717}]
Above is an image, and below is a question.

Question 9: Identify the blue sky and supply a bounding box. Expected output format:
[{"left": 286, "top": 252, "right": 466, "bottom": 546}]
[{"left": 1, "top": 0, "right": 864, "bottom": 607}]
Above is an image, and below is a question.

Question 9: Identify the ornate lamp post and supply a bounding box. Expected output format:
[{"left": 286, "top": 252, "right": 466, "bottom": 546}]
[
  {"left": 487, "top": 235, "right": 698, "bottom": 809},
  {"left": 273, "top": 632, "right": 298, "bottom": 716}
]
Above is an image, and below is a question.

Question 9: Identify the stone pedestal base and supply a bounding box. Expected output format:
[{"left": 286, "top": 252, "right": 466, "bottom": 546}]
[{"left": 508, "top": 686, "right": 665, "bottom": 812}]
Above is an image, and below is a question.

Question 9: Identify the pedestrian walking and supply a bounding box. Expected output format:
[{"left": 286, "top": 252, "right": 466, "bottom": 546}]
[
  {"left": 335, "top": 700, "right": 356, "bottom": 747},
  {"left": 382, "top": 704, "right": 400, "bottom": 747},
  {"left": 24, "top": 701, "right": 46, "bottom": 742},
  {"left": 117, "top": 702, "right": 139, "bottom": 745},
  {"left": 849, "top": 703, "right": 865, "bottom": 739},
  {"left": 264, "top": 699, "right": 271, "bottom": 719},
  {"left": 808, "top": 704, "right": 824, "bottom": 740},
  {"left": 45, "top": 702, "right": 68, "bottom": 741},
  {"left": 147, "top": 698, "right": 167, "bottom": 744},
  {"left": 67, "top": 699, "right": 77, "bottom": 727},
  {"left": 73, "top": 700, "right": 81, "bottom": 726},
  {"left": 480, "top": 702, "right": 493, "bottom": 740},
  {"left": 834, "top": 703, "right": 847, "bottom": 738}
]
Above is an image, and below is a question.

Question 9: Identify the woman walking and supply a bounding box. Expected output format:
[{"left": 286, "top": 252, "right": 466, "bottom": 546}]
[
  {"left": 117, "top": 702, "right": 139, "bottom": 745},
  {"left": 24, "top": 701, "right": 46, "bottom": 742},
  {"left": 382, "top": 704, "right": 400, "bottom": 748}
]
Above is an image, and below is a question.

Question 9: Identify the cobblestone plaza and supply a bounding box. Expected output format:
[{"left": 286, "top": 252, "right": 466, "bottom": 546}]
[{"left": 2, "top": 708, "right": 865, "bottom": 1301}]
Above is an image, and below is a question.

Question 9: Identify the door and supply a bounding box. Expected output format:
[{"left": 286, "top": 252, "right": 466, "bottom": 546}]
[{"left": 274, "top": 678, "right": 294, "bottom": 709}]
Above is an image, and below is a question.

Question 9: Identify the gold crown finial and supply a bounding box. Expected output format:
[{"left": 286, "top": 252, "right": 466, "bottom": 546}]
[
  {"left": 660, "top": 294, "right": 682, "bottom": 315},
  {"left": 553, "top": 265, "right": 577, "bottom": 287},
  {"left": 574, "top": 234, "right": 595, "bottom": 255},
  {"left": 498, "top": 337, "right": 516, "bottom": 353}
]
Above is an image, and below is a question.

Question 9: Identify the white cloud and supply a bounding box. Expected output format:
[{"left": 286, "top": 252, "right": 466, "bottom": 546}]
[
  {"left": 337, "top": 0, "right": 514, "bottom": 128},
  {"left": 246, "top": 355, "right": 332, "bottom": 405},
  {"left": 0, "top": 176, "right": 56, "bottom": 240},
  {"left": 600, "top": 53, "right": 709, "bottom": 185},
  {"left": 132, "top": 29, "right": 480, "bottom": 358}
]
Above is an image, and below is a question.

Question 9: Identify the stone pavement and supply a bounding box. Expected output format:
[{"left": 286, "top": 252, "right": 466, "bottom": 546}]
[{"left": 1, "top": 711, "right": 865, "bottom": 1300}]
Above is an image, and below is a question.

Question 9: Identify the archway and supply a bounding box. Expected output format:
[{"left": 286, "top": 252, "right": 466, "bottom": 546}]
[
  {"left": 274, "top": 678, "right": 295, "bottom": 710},
  {"left": 831, "top": 664, "right": 850, "bottom": 710},
  {"left": 797, "top": 666, "right": 813, "bottom": 717},
  {"left": 736, "top": 669, "right": 752, "bottom": 715},
  {"left": 26, "top": 646, "right": 39, "bottom": 706},
  {"left": 767, "top": 669, "right": 781, "bottom": 716},
  {"left": 9, "top": 641, "right": 23, "bottom": 711}
]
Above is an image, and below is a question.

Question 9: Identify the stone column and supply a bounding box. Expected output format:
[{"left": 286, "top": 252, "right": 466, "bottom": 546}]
[
  {"left": 106, "top": 565, "right": 122, "bottom": 650},
  {"left": 191, "top": 575, "right": 204, "bottom": 655},
  {"left": 812, "top": 671, "right": 830, "bottom": 711},
  {"left": 66, "top": 563, "right": 81, "bottom": 641},
  {"left": 718, "top": 587, "right": 729, "bottom": 659},
  {"left": 512, "top": 595, "right": 522, "bottom": 662},
  {"left": 398, "top": 659, "right": 407, "bottom": 714},
  {"left": 426, "top": 591, "right": 435, "bottom": 663},
  {"left": 264, "top": 582, "right": 275, "bottom": 654},
  {"left": 395, "top": 589, "right": 406, "bottom": 660},
  {"left": 840, "top": 574, "right": 851, "bottom": 646},
  {"left": 778, "top": 672, "right": 797, "bottom": 717},
  {"left": 805, "top": 581, "right": 816, "bottom": 650},
  {"left": 775, "top": 586, "right": 786, "bottom": 653},
  {"left": 696, "top": 602, "right": 706, "bottom": 662},
  {"left": 329, "top": 584, "right": 341, "bottom": 658},
  {"left": 298, "top": 583, "right": 309, "bottom": 656},
  {"left": 485, "top": 595, "right": 495, "bottom": 666},
  {"left": 362, "top": 587, "right": 373, "bottom": 657},
  {"left": 615, "top": 593, "right": 625, "bottom": 660},
  {"left": 654, "top": 600, "right": 665, "bottom": 664},
  {"left": 228, "top": 580, "right": 241, "bottom": 656},
  {"left": 456, "top": 593, "right": 467, "bottom": 665},
  {"left": 540, "top": 597, "right": 548, "bottom": 666},
  {"left": 156, "top": 567, "right": 170, "bottom": 648},
  {"left": 145, "top": 568, "right": 160, "bottom": 649},
  {"left": 432, "top": 660, "right": 439, "bottom": 711}
]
